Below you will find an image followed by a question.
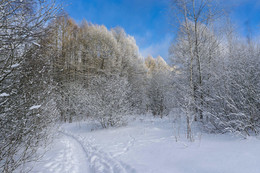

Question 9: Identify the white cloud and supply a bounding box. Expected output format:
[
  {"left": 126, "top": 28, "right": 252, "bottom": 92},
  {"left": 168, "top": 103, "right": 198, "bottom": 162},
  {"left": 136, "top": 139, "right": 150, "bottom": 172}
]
[{"left": 140, "top": 34, "right": 173, "bottom": 61}]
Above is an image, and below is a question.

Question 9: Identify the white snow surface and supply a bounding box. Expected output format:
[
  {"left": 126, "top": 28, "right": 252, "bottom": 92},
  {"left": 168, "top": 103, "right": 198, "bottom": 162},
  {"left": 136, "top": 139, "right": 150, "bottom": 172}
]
[
  {"left": 28, "top": 115, "right": 260, "bottom": 173},
  {"left": 29, "top": 105, "right": 41, "bottom": 110}
]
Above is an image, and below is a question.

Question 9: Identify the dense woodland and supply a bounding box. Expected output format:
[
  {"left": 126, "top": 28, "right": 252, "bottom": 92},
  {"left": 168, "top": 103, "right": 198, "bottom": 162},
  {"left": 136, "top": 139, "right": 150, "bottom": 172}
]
[{"left": 0, "top": 0, "right": 259, "bottom": 172}]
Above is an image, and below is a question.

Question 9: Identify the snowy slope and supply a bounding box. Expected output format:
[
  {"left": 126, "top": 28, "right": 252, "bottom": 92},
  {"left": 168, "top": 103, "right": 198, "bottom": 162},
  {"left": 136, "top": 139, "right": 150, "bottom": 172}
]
[{"left": 28, "top": 115, "right": 260, "bottom": 173}]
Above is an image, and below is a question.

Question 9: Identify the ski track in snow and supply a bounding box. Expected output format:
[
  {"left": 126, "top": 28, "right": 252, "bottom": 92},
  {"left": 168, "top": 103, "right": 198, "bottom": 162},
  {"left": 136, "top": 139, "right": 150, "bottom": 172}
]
[
  {"left": 112, "top": 135, "right": 135, "bottom": 158},
  {"left": 60, "top": 130, "right": 136, "bottom": 173},
  {"left": 42, "top": 134, "right": 90, "bottom": 173},
  {"left": 44, "top": 139, "right": 78, "bottom": 173}
]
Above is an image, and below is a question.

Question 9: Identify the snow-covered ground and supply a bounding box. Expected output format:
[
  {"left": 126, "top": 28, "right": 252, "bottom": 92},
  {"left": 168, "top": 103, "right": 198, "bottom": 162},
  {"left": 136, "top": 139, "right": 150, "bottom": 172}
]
[{"left": 27, "top": 115, "right": 260, "bottom": 173}]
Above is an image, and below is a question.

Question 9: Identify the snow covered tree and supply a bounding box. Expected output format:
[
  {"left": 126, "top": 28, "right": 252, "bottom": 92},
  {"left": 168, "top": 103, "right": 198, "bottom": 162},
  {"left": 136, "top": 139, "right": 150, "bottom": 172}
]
[
  {"left": 169, "top": 0, "right": 226, "bottom": 139},
  {"left": 46, "top": 20, "right": 147, "bottom": 122},
  {"left": 112, "top": 27, "right": 147, "bottom": 113},
  {"left": 145, "top": 56, "right": 173, "bottom": 117},
  {"left": 169, "top": 0, "right": 260, "bottom": 137},
  {"left": 204, "top": 38, "right": 260, "bottom": 136},
  {"left": 169, "top": 0, "right": 224, "bottom": 121},
  {"left": 86, "top": 75, "right": 131, "bottom": 128},
  {"left": 0, "top": 0, "right": 61, "bottom": 171}
]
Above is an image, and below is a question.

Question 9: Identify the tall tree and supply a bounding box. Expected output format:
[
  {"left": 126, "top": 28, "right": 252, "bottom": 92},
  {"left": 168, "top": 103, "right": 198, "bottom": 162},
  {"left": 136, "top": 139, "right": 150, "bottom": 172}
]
[{"left": 170, "top": 0, "right": 224, "bottom": 121}]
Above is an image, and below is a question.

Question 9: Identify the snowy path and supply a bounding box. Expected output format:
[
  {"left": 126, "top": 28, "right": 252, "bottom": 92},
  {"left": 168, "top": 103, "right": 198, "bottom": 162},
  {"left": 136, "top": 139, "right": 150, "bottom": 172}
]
[
  {"left": 30, "top": 130, "right": 135, "bottom": 173},
  {"left": 30, "top": 132, "right": 91, "bottom": 173},
  {"left": 43, "top": 135, "right": 90, "bottom": 173},
  {"left": 60, "top": 130, "right": 136, "bottom": 173}
]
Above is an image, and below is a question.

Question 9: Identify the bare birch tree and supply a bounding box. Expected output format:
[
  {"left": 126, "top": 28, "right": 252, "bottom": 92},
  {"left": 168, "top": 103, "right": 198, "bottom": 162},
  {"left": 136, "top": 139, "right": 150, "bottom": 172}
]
[{"left": 169, "top": 0, "right": 224, "bottom": 139}]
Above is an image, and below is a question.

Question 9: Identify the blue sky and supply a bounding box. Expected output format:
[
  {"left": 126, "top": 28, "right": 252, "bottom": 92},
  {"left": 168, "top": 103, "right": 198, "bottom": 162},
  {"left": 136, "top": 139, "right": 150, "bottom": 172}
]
[
  {"left": 64, "top": 0, "right": 260, "bottom": 60},
  {"left": 229, "top": 0, "right": 260, "bottom": 38}
]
